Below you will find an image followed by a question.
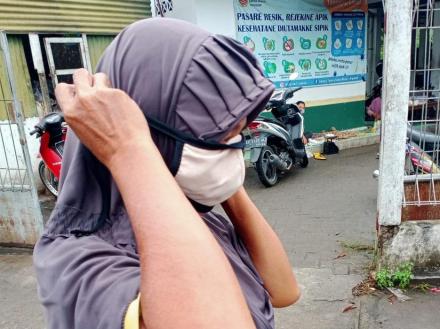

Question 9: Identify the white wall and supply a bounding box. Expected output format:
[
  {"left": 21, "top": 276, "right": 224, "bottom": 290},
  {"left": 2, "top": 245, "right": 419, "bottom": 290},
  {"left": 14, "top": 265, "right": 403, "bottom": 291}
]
[
  {"left": 194, "top": 0, "right": 236, "bottom": 37},
  {"left": 289, "top": 82, "right": 366, "bottom": 106},
  {"left": 163, "top": 0, "right": 198, "bottom": 23},
  {"left": 0, "top": 117, "right": 41, "bottom": 189},
  {"left": 151, "top": 0, "right": 235, "bottom": 36}
]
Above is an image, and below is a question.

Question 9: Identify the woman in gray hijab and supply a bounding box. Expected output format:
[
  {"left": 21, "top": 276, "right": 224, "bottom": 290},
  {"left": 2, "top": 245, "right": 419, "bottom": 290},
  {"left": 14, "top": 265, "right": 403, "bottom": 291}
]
[{"left": 33, "top": 18, "right": 299, "bottom": 329}]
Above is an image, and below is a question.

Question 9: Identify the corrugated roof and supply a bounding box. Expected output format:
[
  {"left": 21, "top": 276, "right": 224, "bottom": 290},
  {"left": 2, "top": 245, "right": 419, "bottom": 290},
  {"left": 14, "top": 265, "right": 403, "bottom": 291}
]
[{"left": 0, "top": 0, "right": 151, "bottom": 33}]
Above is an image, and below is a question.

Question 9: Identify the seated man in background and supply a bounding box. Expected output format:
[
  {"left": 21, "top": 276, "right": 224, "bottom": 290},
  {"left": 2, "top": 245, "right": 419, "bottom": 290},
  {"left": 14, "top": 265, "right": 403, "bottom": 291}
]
[
  {"left": 296, "top": 101, "right": 311, "bottom": 144},
  {"left": 296, "top": 101, "right": 306, "bottom": 114}
]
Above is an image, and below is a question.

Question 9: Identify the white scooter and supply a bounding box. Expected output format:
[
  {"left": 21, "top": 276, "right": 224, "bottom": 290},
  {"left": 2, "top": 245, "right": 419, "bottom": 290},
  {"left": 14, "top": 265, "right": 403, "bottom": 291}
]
[{"left": 246, "top": 86, "right": 307, "bottom": 187}]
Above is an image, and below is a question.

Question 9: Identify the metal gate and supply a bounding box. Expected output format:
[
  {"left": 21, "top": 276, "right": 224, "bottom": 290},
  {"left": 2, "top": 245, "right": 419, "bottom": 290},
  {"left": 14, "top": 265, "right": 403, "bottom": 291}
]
[
  {"left": 0, "top": 31, "right": 43, "bottom": 245},
  {"left": 401, "top": 0, "right": 440, "bottom": 220}
]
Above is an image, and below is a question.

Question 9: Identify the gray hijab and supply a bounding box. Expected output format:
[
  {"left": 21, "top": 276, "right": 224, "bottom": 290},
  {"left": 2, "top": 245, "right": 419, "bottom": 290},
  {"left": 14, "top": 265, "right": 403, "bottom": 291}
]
[
  {"left": 35, "top": 18, "right": 275, "bottom": 329},
  {"left": 45, "top": 17, "right": 274, "bottom": 235}
]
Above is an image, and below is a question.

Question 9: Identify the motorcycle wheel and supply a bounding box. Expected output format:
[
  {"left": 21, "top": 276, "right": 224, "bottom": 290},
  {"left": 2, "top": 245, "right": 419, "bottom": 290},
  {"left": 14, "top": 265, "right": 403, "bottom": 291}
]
[
  {"left": 38, "top": 161, "right": 58, "bottom": 197},
  {"left": 300, "top": 154, "right": 309, "bottom": 168},
  {"left": 256, "top": 145, "right": 279, "bottom": 187}
]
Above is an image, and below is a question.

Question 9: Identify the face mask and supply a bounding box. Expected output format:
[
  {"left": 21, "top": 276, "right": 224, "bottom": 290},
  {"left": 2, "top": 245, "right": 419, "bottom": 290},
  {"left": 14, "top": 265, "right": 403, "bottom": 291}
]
[{"left": 147, "top": 117, "right": 246, "bottom": 213}]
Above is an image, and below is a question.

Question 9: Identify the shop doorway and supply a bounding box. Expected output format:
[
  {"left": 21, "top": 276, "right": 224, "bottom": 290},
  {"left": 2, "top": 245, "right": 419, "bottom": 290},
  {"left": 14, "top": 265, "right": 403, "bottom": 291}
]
[{"left": 44, "top": 37, "right": 91, "bottom": 85}]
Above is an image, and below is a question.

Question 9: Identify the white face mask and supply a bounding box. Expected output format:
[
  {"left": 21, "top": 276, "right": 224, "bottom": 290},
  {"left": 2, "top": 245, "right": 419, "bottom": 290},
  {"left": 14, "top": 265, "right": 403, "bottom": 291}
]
[
  {"left": 175, "top": 136, "right": 245, "bottom": 207},
  {"left": 146, "top": 117, "right": 246, "bottom": 212},
  {"left": 175, "top": 135, "right": 245, "bottom": 208}
]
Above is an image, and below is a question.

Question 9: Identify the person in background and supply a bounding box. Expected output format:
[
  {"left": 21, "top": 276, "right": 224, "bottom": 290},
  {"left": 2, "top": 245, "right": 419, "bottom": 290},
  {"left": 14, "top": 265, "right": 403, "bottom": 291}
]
[
  {"left": 367, "top": 94, "right": 382, "bottom": 121},
  {"left": 367, "top": 90, "right": 382, "bottom": 159},
  {"left": 296, "top": 100, "right": 306, "bottom": 114},
  {"left": 367, "top": 62, "right": 383, "bottom": 121},
  {"left": 295, "top": 100, "right": 311, "bottom": 144}
]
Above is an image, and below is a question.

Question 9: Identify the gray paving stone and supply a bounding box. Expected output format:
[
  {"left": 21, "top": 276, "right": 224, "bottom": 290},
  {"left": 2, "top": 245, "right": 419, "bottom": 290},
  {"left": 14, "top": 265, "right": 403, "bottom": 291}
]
[{"left": 332, "top": 263, "right": 351, "bottom": 275}]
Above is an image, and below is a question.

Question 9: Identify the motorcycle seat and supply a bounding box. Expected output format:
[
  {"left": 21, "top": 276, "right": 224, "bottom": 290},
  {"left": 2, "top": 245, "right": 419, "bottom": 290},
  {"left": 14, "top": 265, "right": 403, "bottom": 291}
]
[
  {"left": 41, "top": 112, "right": 65, "bottom": 128},
  {"left": 258, "top": 116, "right": 288, "bottom": 130}
]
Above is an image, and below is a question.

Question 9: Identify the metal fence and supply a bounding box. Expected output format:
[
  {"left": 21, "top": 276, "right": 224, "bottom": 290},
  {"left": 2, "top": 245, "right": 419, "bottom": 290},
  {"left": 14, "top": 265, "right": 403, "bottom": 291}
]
[
  {"left": 403, "top": 0, "right": 440, "bottom": 210},
  {"left": 0, "top": 31, "right": 43, "bottom": 245},
  {"left": 0, "top": 101, "right": 31, "bottom": 192},
  {"left": 0, "top": 34, "right": 32, "bottom": 192}
]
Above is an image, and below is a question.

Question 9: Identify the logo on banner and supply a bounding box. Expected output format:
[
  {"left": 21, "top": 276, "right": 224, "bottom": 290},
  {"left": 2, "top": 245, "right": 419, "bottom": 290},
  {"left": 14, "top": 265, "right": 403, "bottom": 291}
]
[{"left": 239, "top": 0, "right": 249, "bottom": 7}]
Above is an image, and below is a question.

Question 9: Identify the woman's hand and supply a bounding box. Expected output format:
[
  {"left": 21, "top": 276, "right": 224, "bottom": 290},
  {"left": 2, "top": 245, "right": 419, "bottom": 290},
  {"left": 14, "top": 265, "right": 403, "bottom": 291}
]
[{"left": 55, "top": 69, "right": 153, "bottom": 170}]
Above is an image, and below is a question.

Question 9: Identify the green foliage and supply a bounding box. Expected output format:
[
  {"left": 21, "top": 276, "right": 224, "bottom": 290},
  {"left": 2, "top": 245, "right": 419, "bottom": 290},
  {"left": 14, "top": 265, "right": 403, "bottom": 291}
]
[
  {"left": 376, "top": 267, "right": 394, "bottom": 289},
  {"left": 376, "top": 262, "right": 414, "bottom": 290},
  {"left": 393, "top": 262, "right": 414, "bottom": 289}
]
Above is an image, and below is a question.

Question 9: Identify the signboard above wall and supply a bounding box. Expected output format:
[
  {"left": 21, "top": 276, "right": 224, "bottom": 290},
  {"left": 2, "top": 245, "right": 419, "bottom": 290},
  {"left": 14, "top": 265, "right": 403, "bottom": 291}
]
[{"left": 233, "top": 0, "right": 368, "bottom": 88}]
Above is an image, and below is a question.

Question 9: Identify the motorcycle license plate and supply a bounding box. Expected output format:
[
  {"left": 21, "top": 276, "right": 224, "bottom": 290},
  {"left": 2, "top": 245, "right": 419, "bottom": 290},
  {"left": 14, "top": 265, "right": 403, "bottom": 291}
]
[{"left": 246, "top": 136, "right": 267, "bottom": 148}]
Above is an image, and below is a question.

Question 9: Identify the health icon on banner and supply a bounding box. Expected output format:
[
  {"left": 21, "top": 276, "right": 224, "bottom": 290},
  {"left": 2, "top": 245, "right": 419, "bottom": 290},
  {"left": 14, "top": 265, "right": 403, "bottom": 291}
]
[
  {"left": 299, "top": 59, "right": 312, "bottom": 71},
  {"left": 243, "top": 36, "right": 256, "bottom": 51},
  {"left": 283, "top": 36, "right": 294, "bottom": 51},
  {"left": 315, "top": 58, "right": 328, "bottom": 70},
  {"left": 262, "top": 37, "right": 276, "bottom": 51},
  {"left": 316, "top": 35, "right": 328, "bottom": 49},
  {"left": 263, "top": 61, "right": 277, "bottom": 75},
  {"left": 282, "top": 60, "right": 295, "bottom": 73},
  {"left": 300, "top": 37, "right": 312, "bottom": 50}
]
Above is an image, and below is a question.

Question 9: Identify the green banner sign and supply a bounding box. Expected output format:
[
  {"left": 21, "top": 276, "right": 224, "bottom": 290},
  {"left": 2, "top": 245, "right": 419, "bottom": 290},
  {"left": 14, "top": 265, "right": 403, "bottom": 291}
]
[{"left": 234, "top": 0, "right": 367, "bottom": 88}]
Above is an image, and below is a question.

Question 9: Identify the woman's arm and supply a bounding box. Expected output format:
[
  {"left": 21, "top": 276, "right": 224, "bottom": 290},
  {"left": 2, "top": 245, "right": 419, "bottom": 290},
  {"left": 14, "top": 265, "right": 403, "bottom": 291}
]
[
  {"left": 55, "top": 69, "right": 256, "bottom": 329},
  {"left": 222, "top": 186, "right": 300, "bottom": 308}
]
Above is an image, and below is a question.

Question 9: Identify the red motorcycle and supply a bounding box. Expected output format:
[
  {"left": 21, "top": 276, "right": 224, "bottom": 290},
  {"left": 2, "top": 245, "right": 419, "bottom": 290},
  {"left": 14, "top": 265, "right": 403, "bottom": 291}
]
[{"left": 30, "top": 112, "right": 66, "bottom": 197}]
